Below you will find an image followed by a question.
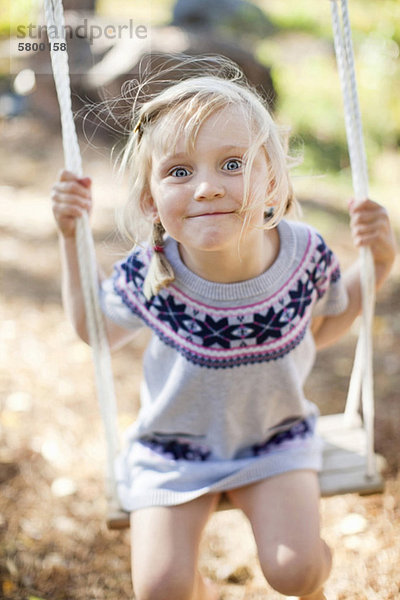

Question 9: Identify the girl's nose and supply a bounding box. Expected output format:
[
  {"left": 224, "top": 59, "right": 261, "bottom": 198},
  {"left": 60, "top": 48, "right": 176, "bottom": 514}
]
[{"left": 193, "top": 179, "right": 225, "bottom": 201}]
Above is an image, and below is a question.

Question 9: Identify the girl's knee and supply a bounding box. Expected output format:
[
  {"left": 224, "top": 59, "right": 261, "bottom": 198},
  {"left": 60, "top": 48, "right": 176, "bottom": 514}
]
[
  {"left": 265, "top": 563, "right": 323, "bottom": 597},
  {"left": 261, "top": 541, "right": 332, "bottom": 597}
]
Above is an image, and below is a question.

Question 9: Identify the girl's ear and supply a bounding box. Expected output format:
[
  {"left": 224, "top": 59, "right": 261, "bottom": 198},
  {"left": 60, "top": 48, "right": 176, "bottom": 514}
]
[{"left": 140, "top": 188, "right": 159, "bottom": 220}]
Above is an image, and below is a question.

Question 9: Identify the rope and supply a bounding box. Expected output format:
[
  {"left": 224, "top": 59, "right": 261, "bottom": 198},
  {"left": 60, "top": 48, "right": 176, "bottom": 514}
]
[
  {"left": 330, "top": 0, "right": 376, "bottom": 477},
  {"left": 44, "top": 0, "right": 120, "bottom": 504}
]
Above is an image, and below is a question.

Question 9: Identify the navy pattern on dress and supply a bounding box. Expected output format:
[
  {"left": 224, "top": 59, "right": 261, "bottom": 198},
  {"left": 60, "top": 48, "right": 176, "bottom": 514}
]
[
  {"left": 112, "top": 230, "right": 340, "bottom": 369},
  {"left": 141, "top": 435, "right": 211, "bottom": 462},
  {"left": 138, "top": 418, "right": 315, "bottom": 462},
  {"left": 252, "top": 418, "right": 314, "bottom": 456}
]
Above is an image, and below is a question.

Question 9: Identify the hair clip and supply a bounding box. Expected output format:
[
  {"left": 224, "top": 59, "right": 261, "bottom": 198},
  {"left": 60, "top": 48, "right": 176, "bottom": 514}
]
[
  {"left": 134, "top": 118, "right": 143, "bottom": 136},
  {"left": 153, "top": 245, "right": 164, "bottom": 253}
]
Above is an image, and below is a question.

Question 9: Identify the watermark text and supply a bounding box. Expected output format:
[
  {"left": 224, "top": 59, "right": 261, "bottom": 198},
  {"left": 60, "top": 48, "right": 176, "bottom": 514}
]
[{"left": 17, "top": 19, "right": 148, "bottom": 43}]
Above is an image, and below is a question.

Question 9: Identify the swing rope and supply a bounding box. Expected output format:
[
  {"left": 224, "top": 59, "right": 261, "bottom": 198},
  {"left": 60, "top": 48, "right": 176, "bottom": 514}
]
[
  {"left": 44, "top": 0, "right": 378, "bottom": 513},
  {"left": 329, "top": 0, "right": 376, "bottom": 478},
  {"left": 44, "top": 0, "right": 120, "bottom": 505}
]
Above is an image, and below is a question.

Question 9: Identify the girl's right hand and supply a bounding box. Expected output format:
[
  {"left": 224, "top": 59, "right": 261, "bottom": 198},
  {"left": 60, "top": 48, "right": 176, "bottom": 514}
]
[{"left": 51, "top": 169, "right": 92, "bottom": 238}]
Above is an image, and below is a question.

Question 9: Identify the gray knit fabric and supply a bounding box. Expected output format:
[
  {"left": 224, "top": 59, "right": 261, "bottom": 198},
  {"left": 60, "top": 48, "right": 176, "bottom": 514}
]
[{"left": 100, "top": 220, "right": 348, "bottom": 511}]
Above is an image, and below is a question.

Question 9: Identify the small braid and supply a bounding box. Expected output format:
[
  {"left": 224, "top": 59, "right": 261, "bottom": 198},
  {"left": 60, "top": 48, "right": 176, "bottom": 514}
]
[{"left": 143, "top": 222, "right": 175, "bottom": 300}]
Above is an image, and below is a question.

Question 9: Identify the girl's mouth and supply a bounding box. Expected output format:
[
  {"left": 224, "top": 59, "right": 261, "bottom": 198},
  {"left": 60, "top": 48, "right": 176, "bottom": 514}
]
[{"left": 189, "top": 211, "right": 235, "bottom": 217}]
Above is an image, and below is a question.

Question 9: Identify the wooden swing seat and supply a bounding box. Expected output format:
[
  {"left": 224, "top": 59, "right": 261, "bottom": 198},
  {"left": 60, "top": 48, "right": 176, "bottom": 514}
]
[{"left": 106, "top": 412, "right": 386, "bottom": 530}]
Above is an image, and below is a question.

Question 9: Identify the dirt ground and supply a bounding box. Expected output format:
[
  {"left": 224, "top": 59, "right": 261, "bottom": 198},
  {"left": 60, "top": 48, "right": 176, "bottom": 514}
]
[{"left": 1, "top": 112, "right": 399, "bottom": 600}]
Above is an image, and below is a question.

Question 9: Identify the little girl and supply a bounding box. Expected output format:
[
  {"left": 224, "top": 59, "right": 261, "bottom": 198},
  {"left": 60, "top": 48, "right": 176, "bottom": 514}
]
[{"left": 51, "top": 62, "right": 396, "bottom": 600}]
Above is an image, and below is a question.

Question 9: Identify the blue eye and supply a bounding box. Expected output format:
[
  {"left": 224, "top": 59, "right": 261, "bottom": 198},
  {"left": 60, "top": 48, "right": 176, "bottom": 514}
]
[
  {"left": 223, "top": 159, "right": 242, "bottom": 171},
  {"left": 170, "top": 166, "right": 191, "bottom": 178}
]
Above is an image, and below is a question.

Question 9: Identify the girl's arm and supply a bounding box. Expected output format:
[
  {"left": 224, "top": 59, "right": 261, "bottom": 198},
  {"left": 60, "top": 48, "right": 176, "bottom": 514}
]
[
  {"left": 52, "top": 169, "right": 135, "bottom": 350},
  {"left": 312, "top": 198, "right": 397, "bottom": 349}
]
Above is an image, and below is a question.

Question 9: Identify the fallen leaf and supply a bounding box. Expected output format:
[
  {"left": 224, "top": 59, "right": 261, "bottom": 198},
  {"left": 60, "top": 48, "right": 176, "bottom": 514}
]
[{"left": 2, "top": 580, "right": 16, "bottom": 596}]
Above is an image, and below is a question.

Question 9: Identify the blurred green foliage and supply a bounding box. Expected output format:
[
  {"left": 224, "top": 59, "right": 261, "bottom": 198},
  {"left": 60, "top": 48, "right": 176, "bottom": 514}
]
[{"left": 0, "top": 0, "right": 42, "bottom": 37}]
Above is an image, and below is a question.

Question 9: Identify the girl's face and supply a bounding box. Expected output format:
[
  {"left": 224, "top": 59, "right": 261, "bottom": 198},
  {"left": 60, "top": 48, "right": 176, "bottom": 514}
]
[{"left": 147, "top": 105, "right": 271, "bottom": 254}]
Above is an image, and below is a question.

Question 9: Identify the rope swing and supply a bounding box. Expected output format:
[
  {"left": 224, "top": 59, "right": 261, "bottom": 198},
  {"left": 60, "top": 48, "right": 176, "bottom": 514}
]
[
  {"left": 329, "top": 0, "right": 376, "bottom": 479},
  {"left": 44, "top": 0, "right": 120, "bottom": 510},
  {"left": 44, "top": 0, "right": 383, "bottom": 529}
]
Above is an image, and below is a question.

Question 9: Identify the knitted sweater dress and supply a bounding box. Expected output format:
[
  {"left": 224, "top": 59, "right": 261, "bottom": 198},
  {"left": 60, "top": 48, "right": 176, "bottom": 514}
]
[{"left": 100, "top": 219, "right": 348, "bottom": 511}]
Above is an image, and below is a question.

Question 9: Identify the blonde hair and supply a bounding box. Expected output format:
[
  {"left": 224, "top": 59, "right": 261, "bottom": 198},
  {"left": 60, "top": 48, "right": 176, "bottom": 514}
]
[{"left": 115, "top": 56, "right": 300, "bottom": 298}]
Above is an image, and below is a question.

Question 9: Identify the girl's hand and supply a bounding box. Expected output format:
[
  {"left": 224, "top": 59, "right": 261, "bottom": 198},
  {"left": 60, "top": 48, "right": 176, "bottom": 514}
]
[
  {"left": 349, "top": 198, "right": 397, "bottom": 288},
  {"left": 51, "top": 169, "right": 92, "bottom": 238}
]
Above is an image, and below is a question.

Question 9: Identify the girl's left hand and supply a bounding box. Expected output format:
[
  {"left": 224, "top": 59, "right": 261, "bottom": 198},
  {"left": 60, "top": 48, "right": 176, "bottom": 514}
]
[{"left": 349, "top": 198, "right": 397, "bottom": 283}]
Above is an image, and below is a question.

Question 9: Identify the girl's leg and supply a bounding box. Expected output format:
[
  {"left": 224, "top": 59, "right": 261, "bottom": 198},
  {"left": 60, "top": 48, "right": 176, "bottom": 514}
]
[
  {"left": 130, "top": 493, "right": 220, "bottom": 600},
  {"left": 226, "top": 470, "right": 332, "bottom": 599}
]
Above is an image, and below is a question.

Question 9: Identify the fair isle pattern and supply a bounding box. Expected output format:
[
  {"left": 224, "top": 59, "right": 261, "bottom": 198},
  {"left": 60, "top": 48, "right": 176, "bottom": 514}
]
[{"left": 112, "top": 231, "right": 340, "bottom": 369}]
